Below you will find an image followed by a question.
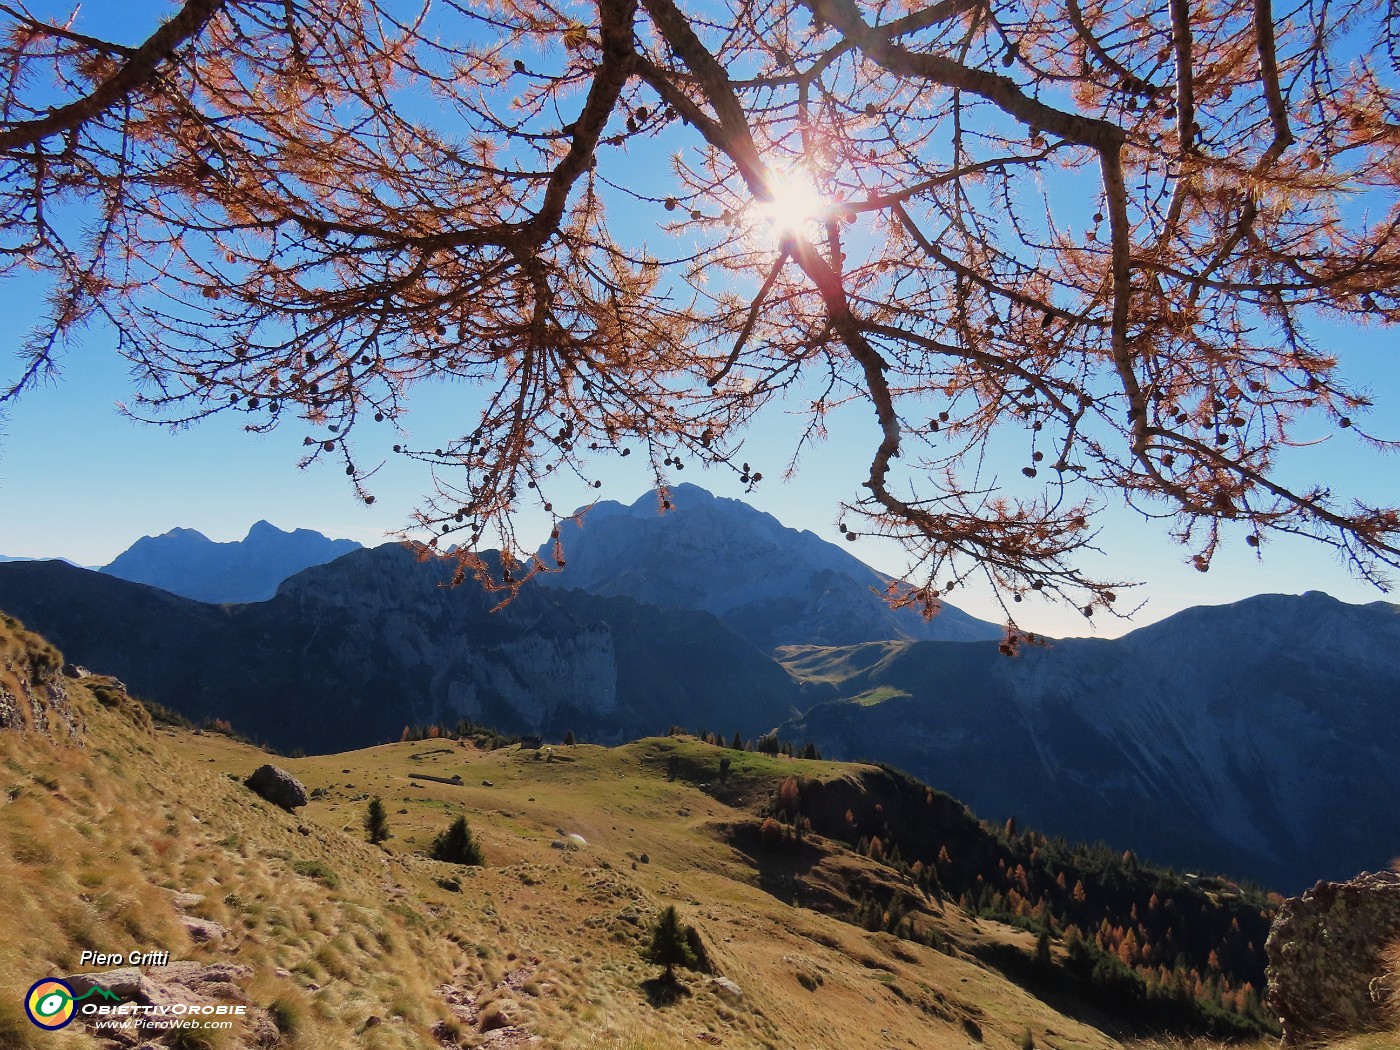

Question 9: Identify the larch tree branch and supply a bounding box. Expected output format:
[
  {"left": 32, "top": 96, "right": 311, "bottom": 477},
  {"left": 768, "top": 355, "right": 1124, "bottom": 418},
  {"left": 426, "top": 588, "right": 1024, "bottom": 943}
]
[{"left": 1, "top": 0, "right": 1397, "bottom": 628}]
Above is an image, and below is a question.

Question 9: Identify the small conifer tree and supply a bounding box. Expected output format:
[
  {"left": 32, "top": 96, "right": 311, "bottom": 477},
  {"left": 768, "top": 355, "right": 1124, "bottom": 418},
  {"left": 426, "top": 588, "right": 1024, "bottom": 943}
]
[
  {"left": 431, "top": 815, "right": 484, "bottom": 865},
  {"left": 645, "top": 906, "right": 697, "bottom": 981},
  {"left": 364, "top": 797, "right": 390, "bottom": 844},
  {"left": 563, "top": 729, "right": 576, "bottom": 746}
]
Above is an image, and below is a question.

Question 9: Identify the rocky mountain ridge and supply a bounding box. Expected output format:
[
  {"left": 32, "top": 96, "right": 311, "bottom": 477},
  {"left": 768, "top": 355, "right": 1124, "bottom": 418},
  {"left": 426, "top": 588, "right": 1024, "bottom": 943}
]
[
  {"left": 100, "top": 520, "right": 362, "bottom": 603},
  {"left": 536, "top": 484, "right": 1001, "bottom": 649}
]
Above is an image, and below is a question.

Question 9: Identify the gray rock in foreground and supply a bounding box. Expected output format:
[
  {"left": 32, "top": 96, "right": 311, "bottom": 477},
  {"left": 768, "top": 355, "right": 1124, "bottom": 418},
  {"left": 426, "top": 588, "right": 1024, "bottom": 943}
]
[
  {"left": 65, "top": 967, "right": 144, "bottom": 1002},
  {"left": 66, "top": 962, "right": 277, "bottom": 1048},
  {"left": 244, "top": 764, "right": 308, "bottom": 810},
  {"left": 1266, "top": 869, "right": 1400, "bottom": 1046}
]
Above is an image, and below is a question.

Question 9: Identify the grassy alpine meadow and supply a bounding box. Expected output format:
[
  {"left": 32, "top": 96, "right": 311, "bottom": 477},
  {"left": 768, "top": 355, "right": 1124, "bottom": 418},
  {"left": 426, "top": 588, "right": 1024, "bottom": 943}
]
[
  {"left": 0, "top": 638, "right": 1106, "bottom": 1047},
  {"left": 3, "top": 614, "right": 1395, "bottom": 1049}
]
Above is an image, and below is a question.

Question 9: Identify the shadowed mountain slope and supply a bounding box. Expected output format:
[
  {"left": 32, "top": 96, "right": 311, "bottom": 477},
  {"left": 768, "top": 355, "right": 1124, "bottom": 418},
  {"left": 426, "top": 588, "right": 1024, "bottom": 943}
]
[
  {"left": 0, "top": 546, "right": 803, "bottom": 754},
  {"left": 778, "top": 592, "right": 1400, "bottom": 891}
]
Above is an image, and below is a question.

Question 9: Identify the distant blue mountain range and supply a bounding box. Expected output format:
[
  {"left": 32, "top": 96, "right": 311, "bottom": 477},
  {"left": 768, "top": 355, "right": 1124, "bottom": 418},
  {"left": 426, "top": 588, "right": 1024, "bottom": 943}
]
[
  {"left": 100, "top": 520, "right": 361, "bottom": 603},
  {"left": 0, "top": 554, "right": 92, "bottom": 568},
  {"left": 88, "top": 486, "right": 1000, "bottom": 646}
]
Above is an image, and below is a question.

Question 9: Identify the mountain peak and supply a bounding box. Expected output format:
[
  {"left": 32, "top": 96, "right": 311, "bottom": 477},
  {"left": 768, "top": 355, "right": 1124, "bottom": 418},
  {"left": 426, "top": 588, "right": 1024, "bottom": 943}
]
[
  {"left": 102, "top": 523, "right": 362, "bottom": 603},
  {"left": 609, "top": 483, "right": 721, "bottom": 515},
  {"left": 539, "top": 486, "right": 1001, "bottom": 649},
  {"left": 653, "top": 482, "right": 718, "bottom": 508},
  {"left": 158, "top": 527, "right": 211, "bottom": 541}
]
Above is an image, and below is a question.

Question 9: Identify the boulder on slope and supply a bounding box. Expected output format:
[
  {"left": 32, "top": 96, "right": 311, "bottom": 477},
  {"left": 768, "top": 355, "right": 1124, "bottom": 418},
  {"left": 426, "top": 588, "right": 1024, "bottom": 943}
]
[
  {"left": 1266, "top": 869, "right": 1400, "bottom": 1045},
  {"left": 244, "top": 764, "right": 308, "bottom": 811}
]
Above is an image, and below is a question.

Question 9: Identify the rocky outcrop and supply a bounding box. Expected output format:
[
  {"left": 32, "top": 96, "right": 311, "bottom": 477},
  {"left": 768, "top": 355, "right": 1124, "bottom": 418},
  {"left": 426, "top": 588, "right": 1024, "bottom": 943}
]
[
  {"left": 244, "top": 764, "right": 308, "bottom": 810},
  {"left": 68, "top": 961, "right": 281, "bottom": 1049},
  {"left": 1266, "top": 870, "right": 1400, "bottom": 1046},
  {"left": 66, "top": 967, "right": 145, "bottom": 1002},
  {"left": 0, "top": 613, "right": 81, "bottom": 738}
]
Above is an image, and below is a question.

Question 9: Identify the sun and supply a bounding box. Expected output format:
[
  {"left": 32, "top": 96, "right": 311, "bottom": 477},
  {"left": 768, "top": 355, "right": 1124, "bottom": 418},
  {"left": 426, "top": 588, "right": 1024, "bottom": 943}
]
[{"left": 751, "top": 170, "right": 829, "bottom": 238}]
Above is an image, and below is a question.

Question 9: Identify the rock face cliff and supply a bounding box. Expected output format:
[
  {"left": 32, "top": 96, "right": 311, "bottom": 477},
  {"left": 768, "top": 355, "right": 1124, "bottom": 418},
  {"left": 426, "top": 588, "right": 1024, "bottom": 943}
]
[
  {"left": 101, "top": 520, "right": 361, "bottom": 603},
  {"left": 0, "top": 546, "right": 802, "bottom": 753},
  {"left": 536, "top": 484, "right": 1001, "bottom": 649},
  {"left": 778, "top": 592, "right": 1400, "bottom": 891}
]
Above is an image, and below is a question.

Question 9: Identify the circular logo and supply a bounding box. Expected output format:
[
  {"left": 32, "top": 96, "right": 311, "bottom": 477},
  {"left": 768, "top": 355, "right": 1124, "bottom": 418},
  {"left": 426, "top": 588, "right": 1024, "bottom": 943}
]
[{"left": 25, "top": 979, "right": 76, "bottom": 1030}]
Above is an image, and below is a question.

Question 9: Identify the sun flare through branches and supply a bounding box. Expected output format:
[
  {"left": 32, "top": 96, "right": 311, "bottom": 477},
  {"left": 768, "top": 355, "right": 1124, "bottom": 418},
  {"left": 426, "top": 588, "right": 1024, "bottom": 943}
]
[{"left": 750, "top": 170, "right": 830, "bottom": 240}]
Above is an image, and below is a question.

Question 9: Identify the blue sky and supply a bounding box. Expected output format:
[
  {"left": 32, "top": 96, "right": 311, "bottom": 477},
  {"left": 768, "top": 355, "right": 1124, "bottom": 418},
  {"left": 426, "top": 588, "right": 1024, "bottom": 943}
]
[
  {"left": 1, "top": 1, "right": 1398, "bottom": 640},
  {"left": 3, "top": 308, "right": 1396, "bottom": 640}
]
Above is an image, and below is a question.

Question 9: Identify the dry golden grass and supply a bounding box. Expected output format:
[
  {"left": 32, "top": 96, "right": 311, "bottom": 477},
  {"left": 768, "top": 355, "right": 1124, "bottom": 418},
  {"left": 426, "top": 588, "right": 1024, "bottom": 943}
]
[
  {"left": 0, "top": 671, "right": 464, "bottom": 1048},
  {"left": 1376, "top": 936, "right": 1400, "bottom": 1046},
  {"left": 1306, "top": 1036, "right": 1400, "bottom": 1050},
  {"left": 1126, "top": 1039, "right": 1280, "bottom": 1050}
]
